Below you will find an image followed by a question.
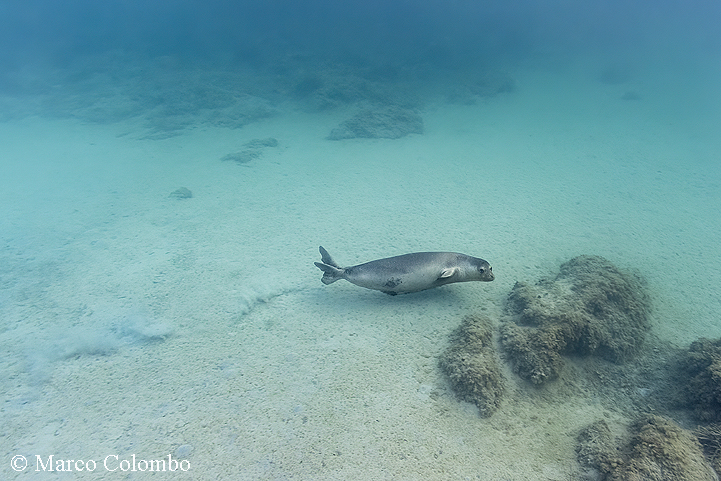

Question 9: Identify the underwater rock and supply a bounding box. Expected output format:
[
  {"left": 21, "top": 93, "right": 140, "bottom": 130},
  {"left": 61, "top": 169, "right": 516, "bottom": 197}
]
[
  {"left": 446, "top": 71, "right": 516, "bottom": 105},
  {"left": 221, "top": 149, "right": 262, "bottom": 164},
  {"left": 695, "top": 424, "right": 721, "bottom": 475},
  {"left": 243, "top": 137, "right": 278, "bottom": 148},
  {"left": 169, "top": 187, "right": 192, "bottom": 199},
  {"left": 205, "top": 94, "right": 277, "bottom": 130},
  {"left": 577, "top": 420, "right": 616, "bottom": 477},
  {"left": 221, "top": 138, "right": 279, "bottom": 164},
  {"left": 439, "top": 314, "right": 505, "bottom": 417},
  {"left": 499, "top": 322, "right": 565, "bottom": 385},
  {"left": 500, "top": 255, "right": 650, "bottom": 385},
  {"left": 175, "top": 444, "right": 194, "bottom": 459},
  {"left": 292, "top": 68, "right": 421, "bottom": 112},
  {"left": 682, "top": 337, "right": 721, "bottom": 422},
  {"left": 327, "top": 106, "right": 423, "bottom": 140},
  {"left": 577, "top": 415, "right": 716, "bottom": 481},
  {"left": 301, "top": 74, "right": 375, "bottom": 110},
  {"left": 140, "top": 87, "right": 276, "bottom": 138}
]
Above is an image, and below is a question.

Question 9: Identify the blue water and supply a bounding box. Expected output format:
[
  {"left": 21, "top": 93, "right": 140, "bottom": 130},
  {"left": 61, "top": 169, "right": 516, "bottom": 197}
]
[{"left": 1, "top": 1, "right": 720, "bottom": 479}]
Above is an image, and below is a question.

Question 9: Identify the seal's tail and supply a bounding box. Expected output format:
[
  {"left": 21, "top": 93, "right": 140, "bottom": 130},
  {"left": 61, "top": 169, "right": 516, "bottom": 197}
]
[{"left": 314, "top": 246, "right": 345, "bottom": 285}]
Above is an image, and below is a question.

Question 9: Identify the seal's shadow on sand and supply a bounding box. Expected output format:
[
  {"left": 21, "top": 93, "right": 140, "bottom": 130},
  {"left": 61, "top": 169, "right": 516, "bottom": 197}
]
[{"left": 309, "top": 282, "right": 477, "bottom": 320}]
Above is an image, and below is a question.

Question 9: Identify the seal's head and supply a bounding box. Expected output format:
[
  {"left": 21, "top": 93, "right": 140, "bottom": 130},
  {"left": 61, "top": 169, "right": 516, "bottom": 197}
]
[
  {"left": 478, "top": 260, "right": 494, "bottom": 281},
  {"left": 468, "top": 257, "right": 494, "bottom": 281}
]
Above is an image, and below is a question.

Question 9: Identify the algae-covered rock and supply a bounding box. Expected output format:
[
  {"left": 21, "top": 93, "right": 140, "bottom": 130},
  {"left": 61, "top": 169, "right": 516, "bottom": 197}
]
[
  {"left": 577, "top": 420, "right": 616, "bottom": 475},
  {"left": 220, "top": 137, "right": 279, "bottom": 164},
  {"left": 500, "top": 255, "right": 650, "bottom": 384},
  {"left": 439, "top": 314, "right": 505, "bottom": 417},
  {"left": 683, "top": 337, "right": 721, "bottom": 422},
  {"left": 695, "top": 423, "right": 721, "bottom": 475},
  {"left": 169, "top": 187, "right": 192, "bottom": 199},
  {"left": 499, "top": 322, "right": 567, "bottom": 385},
  {"left": 578, "top": 415, "right": 716, "bottom": 481},
  {"left": 327, "top": 106, "right": 423, "bottom": 140}
]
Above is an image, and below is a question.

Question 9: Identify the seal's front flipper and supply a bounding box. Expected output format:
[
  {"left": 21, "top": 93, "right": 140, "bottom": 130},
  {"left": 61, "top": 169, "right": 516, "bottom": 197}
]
[{"left": 439, "top": 267, "right": 460, "bottom": 279}]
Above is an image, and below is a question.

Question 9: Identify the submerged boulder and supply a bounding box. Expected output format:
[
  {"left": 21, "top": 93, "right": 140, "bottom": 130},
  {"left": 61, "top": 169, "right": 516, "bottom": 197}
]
[
  {"left": 682, "top": 337, "right": 721, "bottom": 422},
  {"left": 327, "top": 106, "right": 423, "bottom": 140},
  {"left": 439, "top": 315, "right": 505, "bottom": 417},
  {"left": 500, "top": 255, "right": 650, "bottom": 384},
  {"left": 577, "top": 415, "right": 716, "bottom": 481},
  {"left": 695, "top": 423, "right": 721, "bottom": 475}
]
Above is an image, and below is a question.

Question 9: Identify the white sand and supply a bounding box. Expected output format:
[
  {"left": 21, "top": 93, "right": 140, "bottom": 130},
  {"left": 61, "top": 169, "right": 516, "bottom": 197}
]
[{"left": 2, "top": 61, "right": 720, "bottom": 480}]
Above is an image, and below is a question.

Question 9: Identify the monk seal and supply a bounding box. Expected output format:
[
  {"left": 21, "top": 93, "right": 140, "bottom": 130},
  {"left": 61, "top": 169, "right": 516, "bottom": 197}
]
[{"left": 314, "top": 246, "right": 494, "bottom": 295}]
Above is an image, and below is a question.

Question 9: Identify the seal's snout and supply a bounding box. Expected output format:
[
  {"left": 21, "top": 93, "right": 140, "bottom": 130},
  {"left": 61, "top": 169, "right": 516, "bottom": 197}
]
[{"left": 482, "top": 265, "right": 494, "bottom": 281}]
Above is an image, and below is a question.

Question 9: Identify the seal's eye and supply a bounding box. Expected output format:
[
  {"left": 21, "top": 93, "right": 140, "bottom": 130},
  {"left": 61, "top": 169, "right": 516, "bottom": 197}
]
[{"left": 479, "top": 268, "right": 485, "bottom": 274}]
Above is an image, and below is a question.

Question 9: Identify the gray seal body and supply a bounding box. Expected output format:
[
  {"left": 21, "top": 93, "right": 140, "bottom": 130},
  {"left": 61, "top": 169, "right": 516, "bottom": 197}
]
[{"left": 314, "top": 246, "right": 494, "bottom": 295}]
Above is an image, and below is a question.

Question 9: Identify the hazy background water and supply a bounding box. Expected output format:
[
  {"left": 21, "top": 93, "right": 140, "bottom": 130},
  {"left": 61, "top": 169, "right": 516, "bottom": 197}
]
[
  {"left": 3, "top": 1, "right": 719, "bottom": 84},
  {"left": 1, "top": 1, "right": 720, "bottom": 479}
]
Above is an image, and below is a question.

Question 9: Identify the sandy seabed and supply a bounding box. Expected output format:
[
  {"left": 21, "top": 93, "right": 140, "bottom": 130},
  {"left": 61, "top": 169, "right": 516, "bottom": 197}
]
[{"left": 1, "top": 61, "right": 720, "bottom": 480}]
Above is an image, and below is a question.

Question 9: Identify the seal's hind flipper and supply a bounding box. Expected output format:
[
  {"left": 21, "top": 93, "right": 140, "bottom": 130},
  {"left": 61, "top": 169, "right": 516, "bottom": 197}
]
[
  {"left": 314, "top": 262, "right": 344, "bottom": 285},
  {"left": 315, "top": 246, "right": 345, "bottom": 285},
  {"left": 319, "top": 246, "right": 341, "bottom": 268}
]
